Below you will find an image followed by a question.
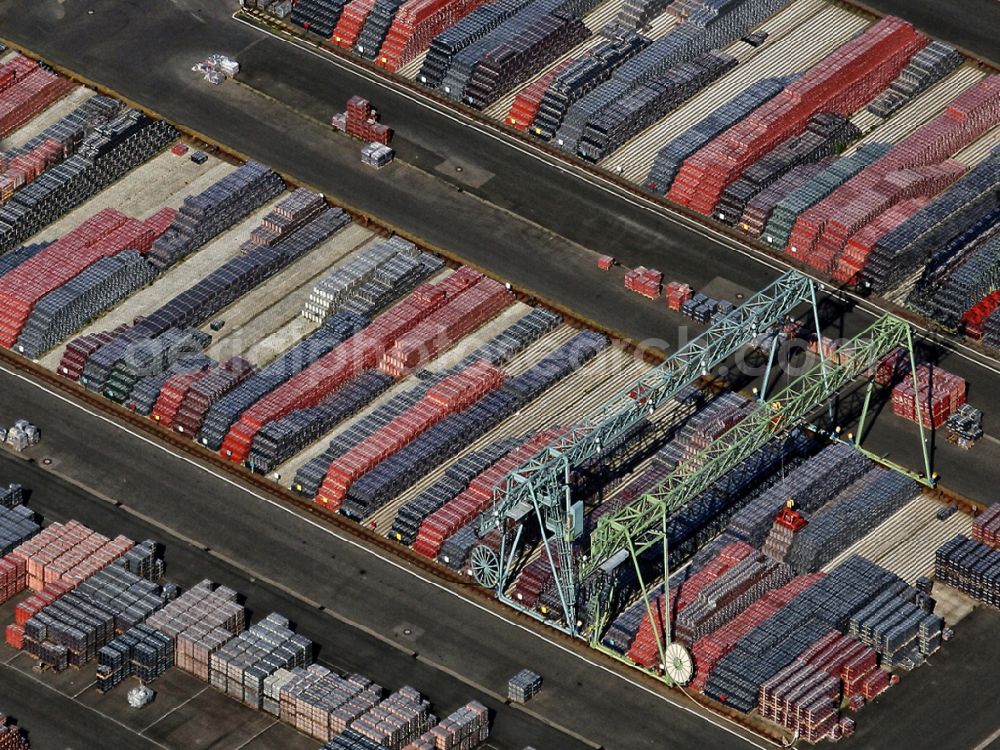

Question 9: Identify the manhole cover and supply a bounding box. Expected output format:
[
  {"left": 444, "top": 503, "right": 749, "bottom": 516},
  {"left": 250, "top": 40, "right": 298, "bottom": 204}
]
[{"left": 393, "top": 623, "right": 423, "bottom": 641}]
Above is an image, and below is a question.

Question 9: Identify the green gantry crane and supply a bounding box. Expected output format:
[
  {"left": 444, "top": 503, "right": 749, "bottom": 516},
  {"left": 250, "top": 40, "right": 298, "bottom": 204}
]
[
  {"left": 473, "top": 270, "right": 826, "bottom": 632},
  {"left": 579, "top": 313, "right": 933, "bottom": 681}
]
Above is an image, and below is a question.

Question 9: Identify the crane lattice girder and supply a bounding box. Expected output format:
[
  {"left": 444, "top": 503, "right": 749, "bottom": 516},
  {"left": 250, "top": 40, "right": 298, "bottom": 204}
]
[
  {"left": 480, "top": 270, "right": 817, "bottom": 534},
  {"left": 583, "top": 314, "right": 913, "bottom": 576}
]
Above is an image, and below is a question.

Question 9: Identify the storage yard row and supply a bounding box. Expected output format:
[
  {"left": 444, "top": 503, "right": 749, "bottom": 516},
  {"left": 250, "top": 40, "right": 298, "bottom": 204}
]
[
  {"left": 258, "top": 0, "right": 1000, "bottom": 352},
  {"left": 0, "top": 489, "right": 492, "bottom": 750},
  {"left": 0, "top": 45, "right": 996, "bottom": 746}
]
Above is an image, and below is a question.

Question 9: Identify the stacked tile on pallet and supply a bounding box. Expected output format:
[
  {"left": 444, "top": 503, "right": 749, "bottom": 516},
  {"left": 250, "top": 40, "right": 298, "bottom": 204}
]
[
  {"left": 295, "top": 383, "right": 432, "bottom": 498},
  {"left": 418, "top": 0, "right": 534, "bottom": 87},
  {"left": 126, "top": 355, "right": 216, "bottom": 415},
  {"left": 626, "top": 543, "right": 754, "bottom": 667},
  {"left": 909, "top": 204, "right": 1000, "bottom": 316},
  {"left": 92, "top": 327, "right": 213, "bottom": 402},
  {"left": 209, "top": 613, "right": 313, "bottom": 709},
  {"left": 13, "top": 247, "right": 159, "bottom": 358},
  {"left": 390, "top": 435, "right": 525, "bottom": 544},
  {"left": 461, "top": 12, "right": 591, "bottom": 109},
  {"left": 55, "top": 326, "right": 127, "bottom": 381},
  {"left": 0, "top": 504, "right": 38, "bottom": 557},
  {"left": 145, "top": 580, "right": 246, "bottom": 681},
  {"left": 673, "top": 552, "right": 793, "bottom": 645},
  {"left": 270, "top": 664, "right": 381, "bottom": 739},
  {"left": 911, "top": 230, "right": 1000, "bottom": 331},
  {"left": 349, "top": 329, "right": 608, "bottom": 521},
  {"left": 867, "top": 41, "right": 962, "bottom": 117},
  {"left": 577, "top": 50, "right": 737, "bottom": 162},
  {"left": 96, "top": 623, "right": 174, "bottom": 691},
  {"left": 788, "top": 122, "right": 979, "bottom": 271},
  {"left": 341, "top": 252, "right": 443, "bottom": 321},
  {"left": 935, "top": 533, "right": 1000, "bottom": 609},
  {"left": 412, "top": 430, "right": 561, "bottom": 558},
  {"left": 785, "top": 468, "right": 916, "bottom": 573},
  {"left": 891, "top": 363, "right": 966, "bottom": 429},
  {"left": 196, "top": 313, "right": 365, "bottom": 449},
  {"left": 848, "top": 581, "right": 942, "bottom": 666},
  {"left": 759, "top": 631, "right": 877, "bottom": 742},
  {"left": 972, "top": 504, "right": 1000, "bottom": 548},
  {"left": 221, "top": 268, "right": 495, "bottom": 462},
  {"left": 687, "top": 573, "right": 824, "bottom": 691},
  {"left": 726, "top": 442, "right": 871, "bottom": 547},
  {"left": 703, "top": 555, "right": 902, "bottom": 712},
  {"left": 762, "top": 144, "right": 891, "bottom": 249},
  {"left": 0, "top": 716, "right": 28, "bottom": 750},
  {"left": 0, "top": 94, "right": 121, "bottom": 203},
  {"left": 377, "top": 0, "right": 490, "bottom": 72},
  {"left": 0, "top": 110, "right": 177, "bottom": 256},
  {"left": 557, "top": 0, "right": 791, "bottom": 154},
  {"left": 332, "top": 0, "right": 381, "bottom": 49},
  {"left": 304, "top": 239, "right": 415, "bottom": 322},
  {"left": 379, "top": 276, "right": 512, "bottom": 376},
  {"left": 173, "top": 356, "right": 256, "bottom": 436},
  {"left": 147, "top": 161, "right": 285, "bottom": 270},
  {"left": 317, "top": 361, "right": 506, "bottom": 509},
  {"left": 249, "top": 371, "right": 395, "bottom": 474},
  {"left": 402, "top": 701, "right": 489, "bottom": 750},
  {"left": 506, "top": 58, "right": 576, "bottom": 132},
  {"left": 6, "top": 520, "right": 134, "bottom": 592},
  {"left": 343, "top": 686, "right": 436, "bottom": 748},
  {"left": 668, "top": 17, "right": 928, "bottom": 215},
  {"left": 646, "top": 76, "right": 790, "bottom": 194},
  {"left": 0, "top": 56, "right": 75, "bottom": 138},
  {"left": 736, "top": 159, "right": 831, "bottom": 238},
  {"left": 438, "top": 0, "right": 599, "bottom": 104},
  {"left": 0, "top": 483, "right": 24, "bottom": 509},
  {"left": 862, "top": 152, "right": 1000, "bottom": 293},
  {"left": 0, "top": 208, "right": 167, "bottom": 349},
  {"left": 152, "top": 367, "right": 217, "bottom": 427},
  {"left": 831, "top": 196, "right": 933, "bottom": 285},
  {"left": 18, "top": 548, "right": 167, "bottom": 669},
  {"left": 291, "top": 0, "right": 351, "bottom": 37},
  {"left": 355, "top": 0, "right": 410, "bottom": 58},
  {"left": 0, "top": 241, "right": 51, "bottom": 279},
  {"left": 529, "top": 27, "right": 651, "bottom": 140},
  {"left": 715, "top": 113, "right": 859, "bottom": 226},
  {"left": 116, "top": 205, "right": 350, "bottom": 354}
]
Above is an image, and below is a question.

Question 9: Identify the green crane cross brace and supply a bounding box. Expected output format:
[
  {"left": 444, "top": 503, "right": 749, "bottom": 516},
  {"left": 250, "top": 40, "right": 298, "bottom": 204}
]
[
  {"left": 475, "top": 270, "right": 823, "bottom": 631},
  {"left": 582, "top": 313, "right": 932, "bottom": 675}
]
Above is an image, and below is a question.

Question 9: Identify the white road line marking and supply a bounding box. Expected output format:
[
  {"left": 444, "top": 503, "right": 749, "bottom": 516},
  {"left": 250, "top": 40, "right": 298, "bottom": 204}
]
[
  {"left": 141, "top": 686, "right": 209, "bottom": 734},
  {"left": 0, "top": 361, "right": 773, "bottom": 749},
  {"left": 0, "top": 663, "right": 171, "bottom": 750},
  {"left": 973, "top": 725, "right": 1000, "bottom": 750},
  {"left": 231, "top": 12, "right": 1000, "bottom": 383},
  {"left": 72, "top": 680, "right": 97, "bottom": 699}
]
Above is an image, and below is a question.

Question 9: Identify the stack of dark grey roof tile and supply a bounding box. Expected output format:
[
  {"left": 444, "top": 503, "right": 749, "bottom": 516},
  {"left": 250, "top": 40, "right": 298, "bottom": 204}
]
[{"left": 147, "top": 161, "right": 285, "bottom": 270}]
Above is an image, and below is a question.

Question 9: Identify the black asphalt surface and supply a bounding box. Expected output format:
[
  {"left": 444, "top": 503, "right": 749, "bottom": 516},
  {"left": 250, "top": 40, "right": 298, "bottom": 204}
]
[{"left": 860, "top": 0, "right": 1000, "bottom": 63}]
